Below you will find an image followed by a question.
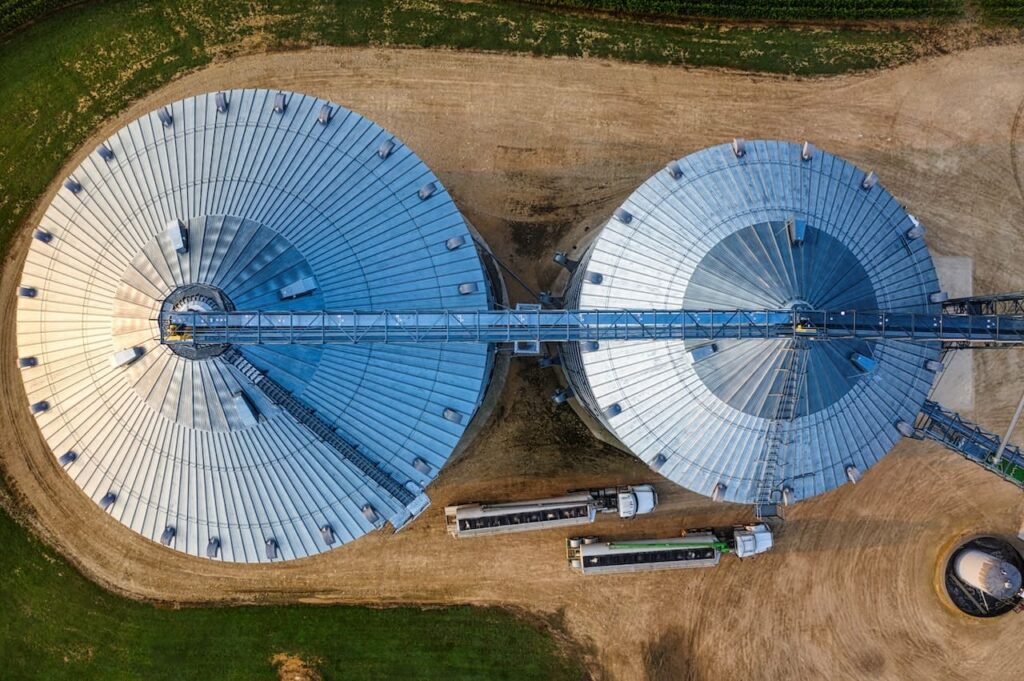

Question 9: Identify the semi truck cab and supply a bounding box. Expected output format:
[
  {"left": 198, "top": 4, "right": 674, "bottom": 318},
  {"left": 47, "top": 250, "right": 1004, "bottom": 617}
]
[{"left": 616, "top": 484, "right": 657, "bottom": 518}]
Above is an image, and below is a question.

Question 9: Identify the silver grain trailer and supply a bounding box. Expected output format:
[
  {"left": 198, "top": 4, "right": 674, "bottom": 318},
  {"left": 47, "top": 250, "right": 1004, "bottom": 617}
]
[
  {"left": 445, "top": 485, "right": 657, "bottom": 538},
  {"left": 566, "top": 524, "right": 773, "bottom": 575}
]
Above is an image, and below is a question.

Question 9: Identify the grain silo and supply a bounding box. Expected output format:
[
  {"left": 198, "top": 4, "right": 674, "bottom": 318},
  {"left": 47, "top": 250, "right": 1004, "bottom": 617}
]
[
  {"left": 558, "top": 140, "right": 943, "bottom": 510},
  {"left": 16, "top": 89, "right": 499, "bottom": 562}
]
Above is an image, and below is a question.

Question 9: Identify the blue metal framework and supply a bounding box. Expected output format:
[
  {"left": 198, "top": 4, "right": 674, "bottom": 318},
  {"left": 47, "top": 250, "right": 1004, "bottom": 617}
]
[
  {"left": 162, "top": 308, "right": 1024, "bottom": 345},
  {"left": 166, "top": 305, "right": 1024, "bottom": 500},
  {"left": 915, "top": 400, "right": 1024, "bottom": 491}
]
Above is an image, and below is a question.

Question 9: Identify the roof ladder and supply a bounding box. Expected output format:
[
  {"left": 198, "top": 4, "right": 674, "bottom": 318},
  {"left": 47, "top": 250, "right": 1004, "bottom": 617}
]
[{"left": 754, "top": 340, "right": 809, "bottom": 520}]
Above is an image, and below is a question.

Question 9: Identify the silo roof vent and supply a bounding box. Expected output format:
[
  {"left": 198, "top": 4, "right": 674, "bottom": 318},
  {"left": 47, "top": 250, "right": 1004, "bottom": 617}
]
[
  {"left": 418, "top": 182, "right": 437, "bottom": 200},
  {"left": 160, "top": 526, "right": 176, "bottom": 545},
  {"left": 320, "top": 524, "right": 336, "bottom": 545},
  {"left": 317, "top": 104, "right": 332, "bottom": 125}
]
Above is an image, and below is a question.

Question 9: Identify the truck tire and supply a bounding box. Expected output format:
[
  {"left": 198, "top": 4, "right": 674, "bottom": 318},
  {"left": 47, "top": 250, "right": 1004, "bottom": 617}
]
[
  {"left": 568, "top": 538, "right": 582, "bottom": 548},
  {"left": 583, "top": 536, "right": 598, "bottom": 545}
]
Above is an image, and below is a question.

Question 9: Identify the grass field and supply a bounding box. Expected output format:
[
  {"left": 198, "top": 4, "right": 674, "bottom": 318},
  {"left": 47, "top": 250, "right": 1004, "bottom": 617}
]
[{"left": 0, "top": 506, "right": 584, "bottom": 680}]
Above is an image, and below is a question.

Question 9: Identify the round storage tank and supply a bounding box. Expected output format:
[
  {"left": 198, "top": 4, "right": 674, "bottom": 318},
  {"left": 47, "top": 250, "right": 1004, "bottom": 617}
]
[
  {"left": 955, "top": 549, "right": 1023, "bottom": 599},
  {"left": 17, "top": 89, "right": 497, "bottom": 562},
  {"left": 560, "top": 140, "right": 941, "bottom": 506}
]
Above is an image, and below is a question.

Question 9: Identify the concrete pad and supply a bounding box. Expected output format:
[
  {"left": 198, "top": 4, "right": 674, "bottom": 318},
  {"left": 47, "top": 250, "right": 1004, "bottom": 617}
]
[
  {"left": 935, "top": 255, "right": 972, "bottom": 298},
  {"left": 930, "top": 256, "right": 974, "bottom": 414}
]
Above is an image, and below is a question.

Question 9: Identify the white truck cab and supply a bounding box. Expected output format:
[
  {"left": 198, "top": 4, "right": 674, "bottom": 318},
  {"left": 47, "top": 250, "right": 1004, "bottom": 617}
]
[
  {"left": 732, "top": 523, "right": 774, "bottom": 558},
  {"left": 616, "top": 484, "right": 657, "bottom": 518}
]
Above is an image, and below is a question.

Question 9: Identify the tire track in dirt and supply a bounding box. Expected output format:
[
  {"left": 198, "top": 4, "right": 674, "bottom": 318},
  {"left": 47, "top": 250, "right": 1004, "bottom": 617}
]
[{"left": 1011, "top": 95, "right": 1024, "bottom": 204}]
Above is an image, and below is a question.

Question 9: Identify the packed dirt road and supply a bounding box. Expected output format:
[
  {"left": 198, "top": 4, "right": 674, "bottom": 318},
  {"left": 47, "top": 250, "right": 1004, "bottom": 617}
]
[{"left": 3, "top": 45, "right": 1024, "bottom": 681}]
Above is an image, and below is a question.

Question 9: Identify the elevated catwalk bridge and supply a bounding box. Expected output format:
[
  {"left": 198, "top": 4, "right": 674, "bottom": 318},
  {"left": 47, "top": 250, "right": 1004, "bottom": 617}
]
[
  {"left": 163, "top": 307, "right": 1024, "bottom": 346},
  {"left": 160, "top": 294, "right": 1024, "bottom": 501}
]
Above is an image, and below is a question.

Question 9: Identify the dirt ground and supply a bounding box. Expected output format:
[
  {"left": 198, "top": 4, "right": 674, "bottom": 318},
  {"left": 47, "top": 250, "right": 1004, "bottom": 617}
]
[{"left": 3, "top": 46, "right": 1024, "bottom": 681}]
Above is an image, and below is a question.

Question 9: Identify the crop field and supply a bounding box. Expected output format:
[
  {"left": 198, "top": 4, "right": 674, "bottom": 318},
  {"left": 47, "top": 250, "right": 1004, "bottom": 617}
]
[
  {"left": 521, "top": 0, "right": 964, "bottom": 21},
  {"left": 976, "top": 0, "right": 1024, "bottom": 21},
  {"left": 523, "top": 0, "right": 1024, "bottom": 22},
  {"left": 0, "top": 0, "right": 66, "bottom": 35}
]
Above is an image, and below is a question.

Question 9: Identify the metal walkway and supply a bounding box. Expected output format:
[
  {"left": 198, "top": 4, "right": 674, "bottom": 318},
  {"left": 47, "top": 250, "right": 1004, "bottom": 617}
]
[
  {"left": 915, "top": 400, "right": 1024, "bottom": 491},
  {"left": 221, "top": 348, "right": 429, "bottom": 524},
  {"left": 940, "top": 293, "right": 1024, "bottom": 348},
  {"left": 164, "top": 308, "right": 1024, "bottom": 346}
]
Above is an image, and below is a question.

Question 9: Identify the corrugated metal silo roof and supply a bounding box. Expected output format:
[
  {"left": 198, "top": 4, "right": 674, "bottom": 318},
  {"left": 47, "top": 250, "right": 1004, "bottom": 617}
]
[
  {"left": 16, "top": 89, "right": 493, "bottom": 562},
  {"left": 565, "top": 140, "right": 940, "bottom": 505}
]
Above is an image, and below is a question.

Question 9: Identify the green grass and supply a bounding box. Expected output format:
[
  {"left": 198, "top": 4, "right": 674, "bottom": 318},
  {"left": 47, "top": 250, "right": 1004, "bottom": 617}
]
[
  {"left": 518, "top": 0, "right": 964, "bottom": 21},
  {"left": 0, "top": 507, "right": 583, "bottom": 681}
]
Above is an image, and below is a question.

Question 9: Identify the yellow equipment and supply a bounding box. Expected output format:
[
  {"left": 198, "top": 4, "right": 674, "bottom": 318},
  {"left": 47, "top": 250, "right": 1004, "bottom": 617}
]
[
  {"left": 163, "top": 322, "right": 192, "bottom": 341},
  {"left": 794, "top": 318, "right": 817, "bottom": 335}
]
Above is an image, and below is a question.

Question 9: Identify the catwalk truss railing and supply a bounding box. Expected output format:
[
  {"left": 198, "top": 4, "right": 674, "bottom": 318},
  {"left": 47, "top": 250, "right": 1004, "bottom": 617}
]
[
  {"left": 943, "top": 291, "right": 1024, "bottom": 316},
  {"left": 161, "top": 307, "right": 1024, "bottom": 347},
  {"left": 913, "top": 400, "right": 1024, "bottom": 490}
]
